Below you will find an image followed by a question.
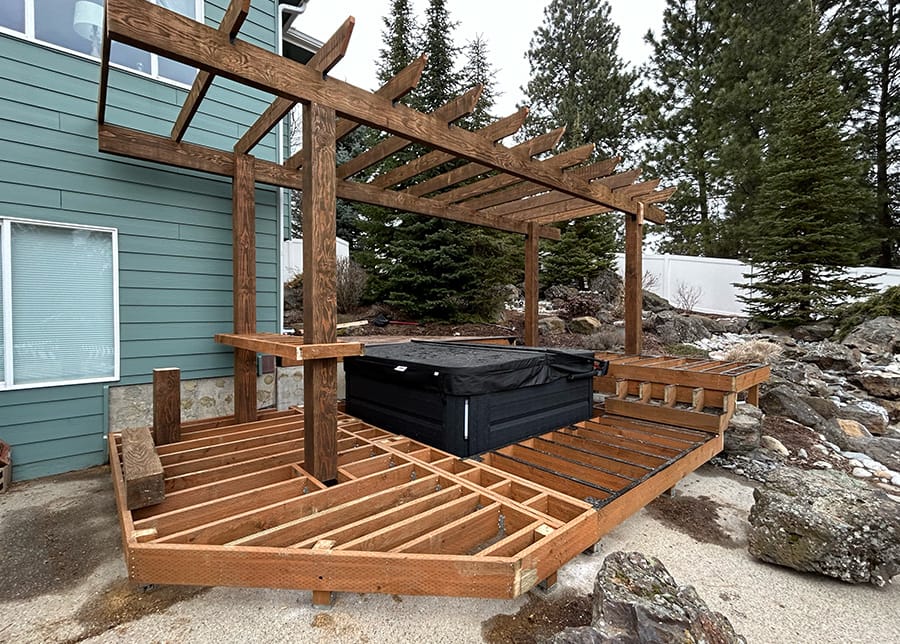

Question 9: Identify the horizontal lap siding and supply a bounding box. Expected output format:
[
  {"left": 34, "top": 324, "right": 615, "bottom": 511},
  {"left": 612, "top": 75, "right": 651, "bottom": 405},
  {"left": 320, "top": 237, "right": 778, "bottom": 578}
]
[{"left": 0, "top": 1, "right": 283, "bottom": 480}]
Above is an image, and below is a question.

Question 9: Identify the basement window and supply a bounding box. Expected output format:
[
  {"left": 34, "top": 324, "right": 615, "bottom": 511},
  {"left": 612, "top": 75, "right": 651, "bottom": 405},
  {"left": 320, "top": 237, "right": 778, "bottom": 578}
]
[
  {"left": 0, "top": 218, "right": 119, "bottom": 390},
  {"left": 0, "top": 0, "right": 200, "bottom": 86}
]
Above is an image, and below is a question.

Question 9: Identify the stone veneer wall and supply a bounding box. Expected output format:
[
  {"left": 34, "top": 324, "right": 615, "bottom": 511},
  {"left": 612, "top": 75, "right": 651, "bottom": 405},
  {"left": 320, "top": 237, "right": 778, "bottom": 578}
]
[{"left": 108, "top": 366, "right": 347, "bottom": 432}]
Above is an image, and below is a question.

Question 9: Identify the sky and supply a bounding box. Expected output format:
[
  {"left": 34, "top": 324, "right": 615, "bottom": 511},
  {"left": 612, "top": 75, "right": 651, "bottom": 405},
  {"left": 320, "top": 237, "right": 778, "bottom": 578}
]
[{"left": 293, "top": 0, "right": 667, "bottom": 116}]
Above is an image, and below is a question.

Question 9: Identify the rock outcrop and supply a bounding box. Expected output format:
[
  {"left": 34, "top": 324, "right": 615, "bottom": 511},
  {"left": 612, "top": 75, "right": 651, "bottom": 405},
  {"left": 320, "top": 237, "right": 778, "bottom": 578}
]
[{"left": 748, "top": 467, "right": 900, "bottom": 586}]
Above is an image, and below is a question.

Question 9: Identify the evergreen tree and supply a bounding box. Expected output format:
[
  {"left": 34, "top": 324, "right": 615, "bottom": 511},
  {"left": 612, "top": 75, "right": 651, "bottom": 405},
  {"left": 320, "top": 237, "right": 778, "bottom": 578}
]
[
  {"left": 461, "top": 35, "right": 499, "bottom": 130},
  {"left": 823, "top": 0, "right": 899, "bottom": 267},
  {"left": 376, "top": 0, "right": 418, "bottom": 83},
  {"left": 414, "top": 0, "right": 462, "bottom": 111},
  {"left": 640, "top": 0, "right": 723, "bottom": 256},
  {"left": 739, "top": 9, "right": 874, "bottom": 325},
  {"left": 521, "top": 0, "right": 637, "bottom": 289}
]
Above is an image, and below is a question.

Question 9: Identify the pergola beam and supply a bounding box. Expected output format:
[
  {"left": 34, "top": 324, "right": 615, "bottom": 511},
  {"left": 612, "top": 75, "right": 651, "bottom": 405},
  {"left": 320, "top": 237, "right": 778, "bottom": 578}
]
[
  {"left": 369, "top": 107, "right": 529, "bottom": 189},
  {"left": 336, "top": 85, "right": 483, "bottom": 179},
  {"left": 284, "top": 55, "right": 428, "bottom": 170},
  {"left": 405, "top": 127, "right": 566, "bottom": 198},
  {"left": 105, "top": 0, "right": 661, "bottom": 218},
  {"left": 97, "top": 124, "right": 561, "bottom": 239},
  {"left": 451, "top": 146, "right": 601, "bottom": 208},
  {"left": 170, "top": 0, "right": 251, "bottom": 142},
  {"left": 233, "top": 16, "right": 355, "bottom": 155}
]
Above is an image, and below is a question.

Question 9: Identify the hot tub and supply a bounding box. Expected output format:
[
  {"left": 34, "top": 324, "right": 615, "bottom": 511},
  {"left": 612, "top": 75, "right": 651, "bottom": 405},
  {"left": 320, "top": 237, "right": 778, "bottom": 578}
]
[{"left": 344, "top": 342, "right": 605, "bottom": 457}]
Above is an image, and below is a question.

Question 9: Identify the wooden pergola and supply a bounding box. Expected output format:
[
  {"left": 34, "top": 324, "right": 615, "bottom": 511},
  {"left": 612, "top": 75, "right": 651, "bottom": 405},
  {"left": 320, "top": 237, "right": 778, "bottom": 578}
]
[{"left": 97, "top": 0, "right": 675, "bottom": 485}]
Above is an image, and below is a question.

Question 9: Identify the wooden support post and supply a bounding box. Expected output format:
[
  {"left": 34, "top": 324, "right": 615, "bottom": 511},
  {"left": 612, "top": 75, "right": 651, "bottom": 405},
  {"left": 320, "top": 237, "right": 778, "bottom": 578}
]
[
  {"left": 746, "top": 384, "right": 760, "bottom": 406},
  {"left": 624, "top": 204, "right": 644, "bottom": 355},
  {"left": 122, "top": 426, "right": 165, "bottom": 510},
  {"left": 233, "top": 153, "right": 257, "bottom": 424},
  {"left": 152, "top": 367, "right": 181, "bottom": 445},
  {"left": 302, "top": 102, "right": 339, "bottom": 484},
  {"left": 311, "top": 539, "right": 336, "bottom": 607},
  {"left": 524, "top": 223, "right": 539, "bottom": 347}
]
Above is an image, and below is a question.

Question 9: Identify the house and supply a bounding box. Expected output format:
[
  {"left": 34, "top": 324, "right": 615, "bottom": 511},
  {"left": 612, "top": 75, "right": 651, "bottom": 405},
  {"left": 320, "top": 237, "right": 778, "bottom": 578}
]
[{"left": 0, "top": 0, "right": 316, "bottom": 481}]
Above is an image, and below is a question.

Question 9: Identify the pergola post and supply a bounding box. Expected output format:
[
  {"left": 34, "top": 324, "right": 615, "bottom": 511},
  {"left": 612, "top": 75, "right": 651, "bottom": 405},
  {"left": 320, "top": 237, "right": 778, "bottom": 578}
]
[
  {"left": 624, "top": 203, "right": 644, "bottom": 355},
  {"left": 301, "top": 102, "right": 339, "bottom": 483},
  {"left": 524, "top": 223, "right": 540, "bottom": 347},
  {"left": 232, "top": 153, "right": 257, "bottom": 423}
]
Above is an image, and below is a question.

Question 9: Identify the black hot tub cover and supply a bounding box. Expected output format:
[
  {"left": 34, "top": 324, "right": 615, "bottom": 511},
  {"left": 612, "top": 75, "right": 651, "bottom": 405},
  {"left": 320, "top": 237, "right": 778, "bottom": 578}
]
[{"left": 343, "top": 341, "right": 605, "bottom": 397}]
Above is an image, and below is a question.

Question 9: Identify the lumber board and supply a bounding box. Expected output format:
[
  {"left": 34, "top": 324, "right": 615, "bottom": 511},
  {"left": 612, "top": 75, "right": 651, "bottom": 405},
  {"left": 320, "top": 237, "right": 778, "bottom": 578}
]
[
  {"left": 497, "top": 444, "right": 630, "bottom": 492},
  {"left": 234, "top": 16, "right": 355, "bottom": 155},
  {"left": 285, "top": 54, "right": 428, "bottom": 169},
  {"left": 531, "top": 436, "right": 649, "bottom": 480},
  {"left": 104, "top": 0, "right": 665, "bottom": 221},
  {"left": 557, "top": 427, "right": 669, "bottom": 467},
  {"left": 624, "top": 208, "right": 643, "bottom": 355},
  {"left": 604, "top": 399, "right": 725, "bottom": 433},
  {"left": 370, "top": 108, "right": 529, "bottom": 188},
  {"left": 232, "top": 153, "right": 257, "bottom": 424},
  {"left": 97, "top": 124, "right": 560, "bottom": 239},
  {"left": 152, "top": 368, "right": 181, "bottom": 445},
  {"left": 482, "top": 452, "right": 610, "bottom": 503},
  {"left": 171, "top": 0, "right": 251, "bottom": 141},
  {"left": 397, "top": 503, "right": 504, "bottom": 555},
  {"left": 524, "top": 224, "right": 539, "bottom": 346},
  {"left": 336, "top": 85, "right": 482, "bottom": 179},
  {"left": 122, "top": 427, "right": 166, "bottom": 510},
  {"left": 97, "top": 2, "right": 111, "bottom": 125},
  {"left": 214, "top": 333, "right": 363, "bottom": 360}
]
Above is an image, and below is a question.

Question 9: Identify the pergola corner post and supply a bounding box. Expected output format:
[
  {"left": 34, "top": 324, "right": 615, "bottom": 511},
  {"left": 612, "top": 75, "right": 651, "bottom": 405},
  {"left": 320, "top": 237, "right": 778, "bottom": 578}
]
[
  {"left": 233, "top": 153, "right": 258, "bottom": 423},
  {"left": 524, "top": 223, "right": 540, "bottom": 347},
  {"left": 302, "top": 101, "right": 339, "bottom": 483},
  {"left": 624, "top": 203, "right": 644, "bottom": 355}
]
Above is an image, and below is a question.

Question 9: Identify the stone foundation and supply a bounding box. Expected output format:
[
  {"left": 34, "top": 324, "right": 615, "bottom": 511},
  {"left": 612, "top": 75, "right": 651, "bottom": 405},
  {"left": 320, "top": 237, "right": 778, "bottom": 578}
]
[{"left": 108, "top": 366, "right": 346, "bottom": 432}]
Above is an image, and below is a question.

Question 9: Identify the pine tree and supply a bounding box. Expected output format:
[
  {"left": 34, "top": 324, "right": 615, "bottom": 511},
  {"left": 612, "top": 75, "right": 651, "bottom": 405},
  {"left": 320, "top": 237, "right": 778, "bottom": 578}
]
[
  {"left": 521, "top": 0, "right": 637, "bottom": 289},
  {"left": 376, "top": 0, "right": 418, "bottom": 83},
  {"left": 461, "top": 35, "right": 499, "bottom": 130},
  {"left": 823, "top": 0, "right": 899, "bottom": 267},
  {"left": 640, "top": 0, "right": 723, "bottom": 256},
  {"left": 739, "top": 8, "right": 875, "bottom": 325}
]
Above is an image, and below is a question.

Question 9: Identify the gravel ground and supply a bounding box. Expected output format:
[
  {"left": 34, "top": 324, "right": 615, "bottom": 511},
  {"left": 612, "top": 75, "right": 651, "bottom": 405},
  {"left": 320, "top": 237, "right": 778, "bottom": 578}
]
[{"left": 0, "top": 465, "right": 898, "bottom": 644}]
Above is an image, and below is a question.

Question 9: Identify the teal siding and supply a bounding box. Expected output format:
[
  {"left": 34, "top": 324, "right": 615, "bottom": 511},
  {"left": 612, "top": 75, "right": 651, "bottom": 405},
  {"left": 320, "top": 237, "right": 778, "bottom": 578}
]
[{"left": 0, "top": 1, "right": 286, "bottom": 480}]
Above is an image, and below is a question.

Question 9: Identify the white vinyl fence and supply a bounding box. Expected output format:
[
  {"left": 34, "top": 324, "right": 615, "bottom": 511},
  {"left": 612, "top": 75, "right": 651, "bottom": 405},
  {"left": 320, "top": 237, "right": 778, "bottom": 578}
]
[
  {"left": 282, "top": 237, "right": 350, "bottom": 283},
  {"left": 614, "top": 253, "right": 900, "bottom": 316}
]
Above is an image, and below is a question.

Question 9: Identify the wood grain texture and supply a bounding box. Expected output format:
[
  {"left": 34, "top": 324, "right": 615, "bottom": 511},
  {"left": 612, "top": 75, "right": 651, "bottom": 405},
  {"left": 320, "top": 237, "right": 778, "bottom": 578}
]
[
  {"left": 171, "top": 0, "right": 251, "bottom": 141},
  {"left": 405, "top": 128, "right": 565, "bottom": 197},
  {"left": 232, "top": 153, "right": 257, "bottom": 424},
  {"left": 234, "top": 16, "right": 355, "bottom": 155},
  {"left": 624, "top": 208, "right": 643, "bottom": 355},
  {"left": 214, "top": 333, "right": 363, "bottom": 360},
  {"left": 97, "top": 1, "right": 111, "bottom": 125},
  {"left": 336, "top": 85, "right": 482, "bottom": 179},
  {"left": 152, "top": 368, "right": 181, "bottom": 445},
  {"left": 524, "top": 224, "right": 539, "bottom": 347},
  {"left": 370, "top": 107, "right": 529, "bottom": 189},
  {"left": 302, "top": 102, "right": 339, "bottom": 482},
  {"left": 97, "top": 124, "right": 559, "bottom": 238},
  {"left": 104, "top": 0, "right": 666, "bottom": 219},
  {"left": 285, "top": 54, "right": 428, "bottom": 169},
  {"left": 122, "top": 426, "right": 165, "bottom": 510}
]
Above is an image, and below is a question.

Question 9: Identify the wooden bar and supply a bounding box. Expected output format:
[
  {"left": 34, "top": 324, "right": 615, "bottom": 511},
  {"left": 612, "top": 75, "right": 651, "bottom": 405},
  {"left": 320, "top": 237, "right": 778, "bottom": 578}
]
[
  {"left": 171, "top": 0, "right": 251, "bottom": 141},
  {"left": 152, "top": 368, "right": 181, "bottom": 445},
  {"left": 302, "top": 102, "right": 339, "bottom": 483},
  {"left": 524, "top": 223, "right": 539, "bottom": 347},
  {"left": 121, "top": 426, "right": 165, "bottom": 510},
  {"left": 214, "top": 333, "right": 362, "bottom": 361},
  {"left": 624, "top": 205, "right": 644, "bottom": 355},
  {"left": 97, "top": 0, "right": 111, "bottom": 125},
  {"left": 232, "top": 153, "right": 257, "bottom": 424}
]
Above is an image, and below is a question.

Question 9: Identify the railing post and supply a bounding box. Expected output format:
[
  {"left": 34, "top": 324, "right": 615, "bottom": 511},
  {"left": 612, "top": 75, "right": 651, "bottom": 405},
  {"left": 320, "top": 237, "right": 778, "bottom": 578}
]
[{"left": 152, "top": 367, "right": 181, "bottom": 445}]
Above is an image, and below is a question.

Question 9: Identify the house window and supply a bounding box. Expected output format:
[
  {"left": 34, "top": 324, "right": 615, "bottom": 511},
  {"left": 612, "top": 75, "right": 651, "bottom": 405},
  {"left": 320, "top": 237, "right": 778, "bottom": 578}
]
[
  {"left": 0, "top": 218, "right": 119, "bottom": 390},
  {"left": 0, "top": 0, "right": 200, "bottom": 86}
]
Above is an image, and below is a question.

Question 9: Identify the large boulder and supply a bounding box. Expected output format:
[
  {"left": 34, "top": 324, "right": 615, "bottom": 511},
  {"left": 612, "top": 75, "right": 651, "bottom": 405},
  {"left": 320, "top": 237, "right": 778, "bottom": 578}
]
[
  {"left": 569, "top": 316, "right": 603, "bottom": 335},
  {"left": 642, "top": 290, "right": 672, "bottom": 313},
  {"left": 759, "top": 385, "right": 847, "bottom": 448},
  {"left": 841, "top": 316, "right": 900, "bottom": 356},
  {"left": 646, "top": 311, "right": 712, "bottom": 345},
  {"left": 748, "top": 467, "right": 900, "bottom": 586},
  {"left": 791, "top": 321, "right": 835, "bottom": 342},
  {"left": 587, "top": 551, "right": 745, "bottom": 644},
  {"left": 539, "top": 316, "right": 567, "bottom": 335},
  {"left": 836, "top": 400, "right": 890, "bottom": 435},
  {"left": 724, "top": 404, "right": 763, "bottom": 454},
  {"left": 851, "top": 369, "right": 900, "bottom": 400},
  {"left": 798, "top": 340, "right": 860, "bottom": 372},
  {"left": 846, "top": 436, "right": 900, "bottom": 472}
]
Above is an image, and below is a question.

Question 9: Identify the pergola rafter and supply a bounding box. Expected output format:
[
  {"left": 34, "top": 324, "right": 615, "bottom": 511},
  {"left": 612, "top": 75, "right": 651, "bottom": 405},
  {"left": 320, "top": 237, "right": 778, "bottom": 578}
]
[{"left": 97, "top": 0, "right": 677, "bottom": 481}]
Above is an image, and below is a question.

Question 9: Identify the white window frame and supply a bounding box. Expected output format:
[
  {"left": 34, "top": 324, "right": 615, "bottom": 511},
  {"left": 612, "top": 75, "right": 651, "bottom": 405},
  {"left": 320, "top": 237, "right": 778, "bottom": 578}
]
[
  {"left": 0, "top": 217, "right": 120, "bottom": 391},
  {"left": 0, "top": 0, "right": 203, "bottom": 88}
]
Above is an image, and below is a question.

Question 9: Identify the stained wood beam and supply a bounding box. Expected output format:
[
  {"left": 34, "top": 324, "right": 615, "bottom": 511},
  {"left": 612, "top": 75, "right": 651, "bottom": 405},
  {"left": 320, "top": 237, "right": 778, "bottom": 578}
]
[
  {"left": 232, "top": 153, "right": 257, "bottom": 424},
  {"left": 524, "top": 224, "right": 539, "bottom": 347},
  {"left": 302, "top": 102, "right": 339, "bottom": 482},
  {"left": 214, "top": 333, "right": 363, "bottom": 360},
  {"left": 97, "top": 1, "right": 111, "bottom": 124},
  {"left": 616, "top": 179, "right": 660, "bottom": 199},
  {"left": 453, "top": 147, "right": 603, "bottom": 209},
  {"left": 97, "top": 124, "right": 560, "bottom": 238},
  {"left": 234, "top": 16, "right": 355, "bottom": 155},
  {"left": 122, "top": 426, "right": 166, "bottom": 510},
  {"left": 153, "top": 368, "right": 181, "bottom": 445},
  {"left": 171, "top": 0, "right": 251, "bottom": 141},
  {"left": 435, "top": 143, "right": 600, "bottom": 209},
  {"left": 105, "top": 0, "right": 664, "bottom": 218},
  {"left": 522, "top": 185, "right": 675, "bottom": 225},
  {"left": 490, "top": 169, "right": 642, "bottom": 220},
  {"left": 336, "top": 85, "right": 483, "bottom": 179},
  {"left": 405, "top": 127, "right": 565, "bottom": 198},
  {"left": 285, "top": 55, "right": 428, "bottom": 169},
  {"left": 638, "top": 186, "right": 677, "bottom": 204},
  {"left": 624, "top": 204, "right": 644, "bottom": 355},
  {"left": 370, "top": 107, "right": 529, "bottom": 189}
]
